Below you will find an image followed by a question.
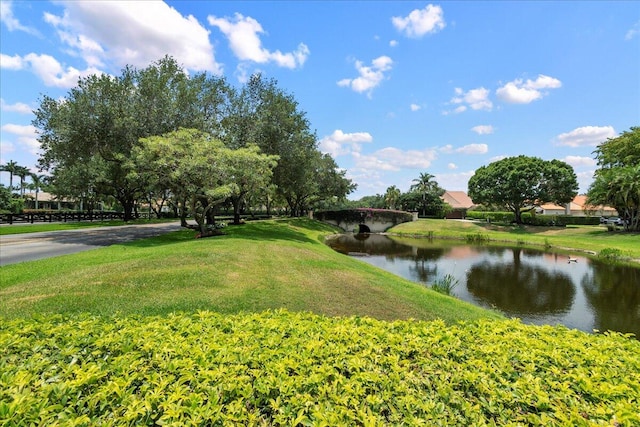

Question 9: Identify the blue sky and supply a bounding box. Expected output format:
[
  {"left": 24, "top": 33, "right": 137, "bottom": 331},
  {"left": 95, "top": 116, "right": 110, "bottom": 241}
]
[{"left": 1, "top": 1, "right": 639, "bottom": 199}]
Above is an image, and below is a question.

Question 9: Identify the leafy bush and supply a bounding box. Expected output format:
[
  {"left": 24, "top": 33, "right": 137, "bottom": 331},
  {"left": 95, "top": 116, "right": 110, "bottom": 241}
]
[
  {"left": 466, "top": 210, "right": 514, "bottom": 223},
  {"left": 598, "top": 248, "right": 624, "bottom": 262},
  {"left": 466, "top": 211, "right": 600, "bottom": 226},
  {"left": 2, "top": 311, "right": 638, "bottom": 426},
  {"left": 465, "top": 232, "right": 490, "bottom": 243}
]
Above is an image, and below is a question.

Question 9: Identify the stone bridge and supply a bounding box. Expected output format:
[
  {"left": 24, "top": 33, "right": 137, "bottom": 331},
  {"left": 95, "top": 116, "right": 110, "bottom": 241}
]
[{"left": 314, "top": 209, "right": 415, "bottom": 233}]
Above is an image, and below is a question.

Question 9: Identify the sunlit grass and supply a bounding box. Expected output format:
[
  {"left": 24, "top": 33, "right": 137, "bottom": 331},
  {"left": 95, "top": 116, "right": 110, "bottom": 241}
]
[
  {"left": 0, "top": 218, "right": 501, "bottom": 323},
  {"left": 390, "top": 219, "right": 640, "bottom": 263}
]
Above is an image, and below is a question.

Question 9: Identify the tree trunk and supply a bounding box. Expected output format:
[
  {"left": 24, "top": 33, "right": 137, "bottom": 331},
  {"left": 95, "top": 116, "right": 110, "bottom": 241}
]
[
  {"left": 514, "top": 208, "right": 522, "bottom": 224},
  {"left": 231, "top": 196, "right": 243, "bottom": 225}
]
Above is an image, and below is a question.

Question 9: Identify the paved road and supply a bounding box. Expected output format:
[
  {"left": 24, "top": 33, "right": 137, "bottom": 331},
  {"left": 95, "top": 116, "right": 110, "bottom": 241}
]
[{"left": 0, "top": 222, "right": 183, "bottom": 266}]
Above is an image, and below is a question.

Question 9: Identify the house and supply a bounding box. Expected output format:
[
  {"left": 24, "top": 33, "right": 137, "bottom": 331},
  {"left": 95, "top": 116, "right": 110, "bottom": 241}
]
[
  {"left": 441, "top": 191, "right": 475, "bottom": 219},
  {"left": 23, "top": 192, "right": 79, "bottom": 210},
  {"left": 537, "top": 195, "right": 617, "bottom": 217}
]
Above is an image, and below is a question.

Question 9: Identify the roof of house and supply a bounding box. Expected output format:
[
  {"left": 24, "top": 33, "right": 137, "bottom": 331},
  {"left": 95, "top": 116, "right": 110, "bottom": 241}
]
[
  {"left": 441, "top": 191, "right": 475, "bottom": 209},
  {"left": 539, "top": 195, "right": 617, "bottom": 213},
  {"left": 24, "top": 192, "right": 71, "bottom": 202}
]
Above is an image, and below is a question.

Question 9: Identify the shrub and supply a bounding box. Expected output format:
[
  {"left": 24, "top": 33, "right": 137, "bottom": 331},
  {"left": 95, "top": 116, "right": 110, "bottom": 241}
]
[
  {"left": 431, "top": 274, "right": 459, "bottom": 296},
  {"left": 465, "top": 232, "right": 489, "bottom": 243},
  {"left": 2, "top": 311, "right": 638, "bottom": 426},
  {"left": 598, "top": 248, "right": 623, "bottom": 262}
]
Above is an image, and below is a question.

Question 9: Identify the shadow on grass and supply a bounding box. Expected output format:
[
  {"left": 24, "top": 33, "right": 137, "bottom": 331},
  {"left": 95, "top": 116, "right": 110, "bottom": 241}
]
[
  {"left": 473, "top": 223, "right": 568, "bottom": 235},
  {"left": 125, "top": 218, "right": 339, "bottom": 248},
  {"left": 222, "top": 219, "right": 327, "bottom": 244}
]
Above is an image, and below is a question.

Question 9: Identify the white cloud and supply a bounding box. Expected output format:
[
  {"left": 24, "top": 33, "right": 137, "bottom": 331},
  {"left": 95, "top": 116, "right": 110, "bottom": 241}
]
[
  {"left": 489, "top": 155, "right": 508, "bottom": 163},
  {"left": 449, "top": 87, "right": 492, "bottom": 112},
  {"left": 209, "top": 13, "right": 309, "bottom": 69},
  {"left": 434, "top": 170, "right": 475, "bottom": 191},
  {"left": 410, "top": 103, "right": 421, "bottom": 111},
  {"left": 447, "top": 163, "right": 458, "bottom": 170},
  {"left": 1, "top": 123, "right": 40, "bottom": 154},
  {"left": 319, "top": 130, "right": 373, "bottom": 157},
  {"left": 0, "top": 53, "right": 23, "bottom": 70},
  {"left": 576, "top": 170, "right": 595, "bottom": 193},
  {"left": 18, "top": 53, "right": 103, "bottom": 88},
  {"left": 456, "top": 143, "right": 488, "bottom": 154},
  {"left": 562, "top": 155, "right": 597, "bottom": 168},
  {"left": 353, "top": 147, "right": 437, "bottom": 171},
  {"left": 389, "top": 40, "right": 398, "bottom": 47},
  {"left": 0, "top": 1, "right": 38, "bottom": 34},
  {"left": 392, "top": 4, "right": 446, "bottom": 38},
  {"left": 554, "top": 126, "right": 616, "bottom": 147},
  {"left": 471, "top": 125, "right": 494, "bottom": 135},
  {"left": 1, "top": 99, "right": 32, "bottom": 114},
  {"left": 496, "top": 74, "right": 562, "bottom": 104},
  {"left": 626, "top": 20, "right": 640, "bottom": 40},
  {"left": 47, "top": 2, "right": 219, "bottom": 73},
  {"left": 338, "top": 56, "right": 393, "bottom": 97},
  {"left": 0, "top": 140, "right": 16, "bottom": 159}
]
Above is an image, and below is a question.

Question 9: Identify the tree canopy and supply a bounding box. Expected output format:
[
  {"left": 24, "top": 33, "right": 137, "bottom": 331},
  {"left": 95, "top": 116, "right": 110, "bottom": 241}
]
[
  {"left": 132, "top": 128, "right": 278, "bottom": 235},
  {"left": 587, "top": 127, "right": 640, "bottom": 231},
  {"left": 33, "top": 56, "right": 354, "bottom": 221},
  {"left": 468, "top": 156, "right": 578, "bottom": 224}
]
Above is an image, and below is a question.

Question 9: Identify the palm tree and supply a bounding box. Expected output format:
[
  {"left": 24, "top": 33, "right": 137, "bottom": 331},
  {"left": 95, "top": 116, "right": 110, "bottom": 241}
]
[
  {"left": 15, "top": 166, "right": 31, "bottom": 197},
  {"left": 410, "top": 172, "right": 443, "bottom": 216},
  {"left": 29, "top": 173, "right": 47, "bottom": 210},
  {"left": 384, "top": 185, "right": 401, "bottom": 210},
  {"left": 0, "top": 160, "right": 20, "bottom": 192}
]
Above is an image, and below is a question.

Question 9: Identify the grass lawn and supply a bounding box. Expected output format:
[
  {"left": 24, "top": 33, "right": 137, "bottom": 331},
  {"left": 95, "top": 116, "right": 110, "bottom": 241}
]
[
  {"left": 0, "top": 218, "right": 501, "bottom": 323},
  {"left": 2, "top": 218, "right": 639, "bottom": 426},
  {"left": 390, "top": 218, "right": 640, "bottom": 263},
  {"left": 0, "top": 218, "right": 176, "bottom": 235}
]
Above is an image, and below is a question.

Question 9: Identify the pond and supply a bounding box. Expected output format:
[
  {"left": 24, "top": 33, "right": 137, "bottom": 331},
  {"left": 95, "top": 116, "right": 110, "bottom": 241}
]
[{"left": 326, "top": 233, "right": 640, "bottom": 338}]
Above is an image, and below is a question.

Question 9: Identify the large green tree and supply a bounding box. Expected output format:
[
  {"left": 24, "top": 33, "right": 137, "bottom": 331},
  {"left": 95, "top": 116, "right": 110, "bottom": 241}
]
[
  {"left": 34, "top": 57, "right": 228, "bottom": 220},
  {"left": 468, "top": 156, "right": 578, "bottom": 224},
  {"left": 222, "top": 74, "right": 354, "bottom": 216},
  {"left": 587, "top": 127, "right": 640, "bottom": 231},
  {"left": 133, "top": 128, "right": 278, "bottom": 235}
]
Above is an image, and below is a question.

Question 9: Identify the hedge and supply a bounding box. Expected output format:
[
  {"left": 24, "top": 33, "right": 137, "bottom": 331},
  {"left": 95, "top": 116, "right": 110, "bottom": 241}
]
[
  {"left": 466, "top": 211, "right": 601, "bottom": 226},
  {"left": 2, "top": 311, "right": 638, "bottom": 426}
]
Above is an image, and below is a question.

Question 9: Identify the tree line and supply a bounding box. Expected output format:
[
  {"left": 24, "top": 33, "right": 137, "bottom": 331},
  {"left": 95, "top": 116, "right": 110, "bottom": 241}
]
[{"left": 28, "top": 56, "right": 355, "bottom": 229}]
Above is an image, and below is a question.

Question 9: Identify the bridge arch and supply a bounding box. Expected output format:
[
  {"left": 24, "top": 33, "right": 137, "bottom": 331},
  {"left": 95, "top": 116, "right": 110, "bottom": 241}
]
[{"left": 314, "top": 209, "right": 414, "bottom": 233}]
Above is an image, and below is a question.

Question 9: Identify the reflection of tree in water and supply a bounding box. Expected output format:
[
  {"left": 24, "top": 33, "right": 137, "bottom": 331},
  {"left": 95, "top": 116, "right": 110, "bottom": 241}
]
[
  {"left": 408, "top": 247, "right": 442, "bottom": 284},
  {"left": 581, "top": 263, "right": 640, "bottom": 337},
  {"left": 466, "top": 249, "right": 575, "bottom": 315}
]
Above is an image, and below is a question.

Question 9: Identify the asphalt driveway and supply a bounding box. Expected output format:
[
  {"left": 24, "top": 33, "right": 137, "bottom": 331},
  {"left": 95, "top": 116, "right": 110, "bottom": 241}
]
[{"left": 0, "top": 222, "right": 183, "bottom": 266}]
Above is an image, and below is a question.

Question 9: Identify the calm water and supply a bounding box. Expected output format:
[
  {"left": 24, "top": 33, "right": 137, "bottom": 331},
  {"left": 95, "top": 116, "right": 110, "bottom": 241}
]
[{"left": 327, "top": 233, "right": 640, "bottom": 337}]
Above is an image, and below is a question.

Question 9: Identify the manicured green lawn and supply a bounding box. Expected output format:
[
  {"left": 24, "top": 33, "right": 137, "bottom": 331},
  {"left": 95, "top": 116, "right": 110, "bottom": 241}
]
[
  {"left": 0, "top": 218, "right": 500, "bottom": 323},
  {"left": 0, "top": 218, "right": 175, "bottom": 235},
  {"left": 390, "top": 219, "right": 640, "bottom": 263}
]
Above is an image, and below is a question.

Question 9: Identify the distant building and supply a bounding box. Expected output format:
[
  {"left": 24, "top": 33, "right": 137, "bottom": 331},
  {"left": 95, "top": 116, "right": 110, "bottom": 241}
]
[
  {"left": 440, "top": 191, "right": 475, "bottom": 219},
  {"left": 537, "top": 195, "right": 617, "bottom": 217},
  {"left": 23, "top": 192, "right": 79, "bottom": 210}
]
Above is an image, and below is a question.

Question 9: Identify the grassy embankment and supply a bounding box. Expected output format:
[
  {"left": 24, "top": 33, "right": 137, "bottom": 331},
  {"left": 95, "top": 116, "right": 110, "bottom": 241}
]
[
  {"left": 389, "top": 218, "right": 640, "bottom": 264},
  {"left": 2, "top": 218, "right": 639, "bottom": 425},
  {"left": 0, "top": 218, "right": 498, "bottom": 322}
]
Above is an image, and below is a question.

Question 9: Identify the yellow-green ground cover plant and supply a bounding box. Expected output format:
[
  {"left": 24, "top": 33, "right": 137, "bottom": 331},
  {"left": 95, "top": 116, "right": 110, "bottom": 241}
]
[{"left": 2, "top": 310, "right": 639, "bottom": 426}]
